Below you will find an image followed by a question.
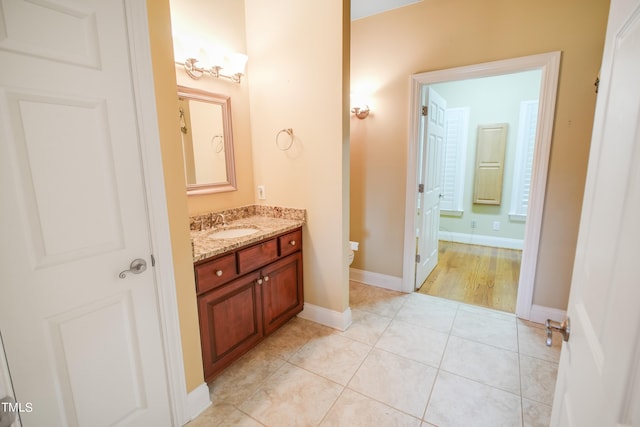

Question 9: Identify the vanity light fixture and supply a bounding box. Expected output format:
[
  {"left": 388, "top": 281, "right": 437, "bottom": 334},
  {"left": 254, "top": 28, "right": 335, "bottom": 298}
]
[
  {"left": 179, "top": 50, "right": 248, "bottom": 84},
  {"left": 351, "top": 105, "right": 370, "bottom": 119}
]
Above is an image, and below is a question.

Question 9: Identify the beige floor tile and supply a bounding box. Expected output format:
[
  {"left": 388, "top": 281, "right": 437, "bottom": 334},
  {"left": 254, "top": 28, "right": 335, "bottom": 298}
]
[
  {"left": 395, "top": 293, "right": 459, "bottom": 333},
  {"left": 441, "top": 335, "right": 520, "bottom": 394},
  {"left": 451, "top": 308, "right": 518, "bottom": 351},
  {"left": 349, "top": 281, "right": 407, "bottom": 318},
  {"left": 255, "top": 316, "right": 336, "bottom": 361},
  {"left": 186, "top": 401, "right": 264, "bottom": 427},
  {"left": 348, "top": 348, "right": 436, "bottom": 418},
  {"left": 375, "top": 319, "right": 448, "bottom": 368},
  {"left": 289, "top": 333, "right": 371, "bottom": 385},
  {"left": 425, "top": 371, "right": 522, "bottom": 427},
  {"left": 190, "top": 283, "right": 561, "bottom": 427},
  {"left": 517, "top": 319, "right": 561, "bottom": 363},
  {"left": 239, "top": 363, "right": 342, "bottom": 427},
  {"left": 209, "top": 345, "right": 285, "bottom": 406},
  {"left": 320, "top": 389, "right": 422, "bottom": 427},
  {"left": 338, "top": 308, "right": 392, "bottom": 345},
  {"left": 522, "top": 398, "right": 552, "bottom": 427},
  {"left": 520, "top": 355, "right": 559, "bottom": 405}
]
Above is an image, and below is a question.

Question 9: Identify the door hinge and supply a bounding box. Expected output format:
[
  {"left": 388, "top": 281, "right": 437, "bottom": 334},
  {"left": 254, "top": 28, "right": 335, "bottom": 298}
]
[
  {"left": 418, "top": 183, "right": 424, "bottom": 193},
  {"left": 151, "top": 254, "right": 156, "bottom": 267},
  {"left": 422, "top": 105, "right": 428, "bottom": 116},
  {"left": 415, "top": 254, "right": 421, "bottom": 263}
]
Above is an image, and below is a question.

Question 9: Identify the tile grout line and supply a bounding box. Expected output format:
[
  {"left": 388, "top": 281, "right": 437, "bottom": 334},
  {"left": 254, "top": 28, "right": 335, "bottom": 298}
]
[
  {"left": 317, "top": 290, "right": 411, "bottom": 426},
  {"left": 422, "top": 302, "right": 460, "bottom": 423},
  {"left": 212, "top": 321, "right": 325, "bottom": 426}
]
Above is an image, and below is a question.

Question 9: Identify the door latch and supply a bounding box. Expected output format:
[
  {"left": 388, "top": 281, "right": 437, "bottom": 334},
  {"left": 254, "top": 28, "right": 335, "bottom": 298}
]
[{"left": 545, "top": 317, "right": 570, "bottom": 346}]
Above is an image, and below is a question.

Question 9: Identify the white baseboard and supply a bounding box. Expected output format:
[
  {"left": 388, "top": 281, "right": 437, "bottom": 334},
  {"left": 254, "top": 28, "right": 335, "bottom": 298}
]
[
  {"left": 349, "top": 268, "right": 403, "bottom": 292},
  {"left": 298, "top": 303, "right": 352, "bottom": 331},
  {"left": 186, "top": 382, "right": 211, "bottom": 423},
  {"left": 439, "top": 231, "right": 524, "bottom": 250},
  {"left": 528, "top": 304, "right": 567, "bottom": 325}
]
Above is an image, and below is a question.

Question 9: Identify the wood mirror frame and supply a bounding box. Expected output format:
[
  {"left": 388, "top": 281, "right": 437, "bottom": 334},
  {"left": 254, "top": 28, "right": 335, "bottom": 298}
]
[{"left": 178, "top": 85, "right": 237, "bottom": 195}]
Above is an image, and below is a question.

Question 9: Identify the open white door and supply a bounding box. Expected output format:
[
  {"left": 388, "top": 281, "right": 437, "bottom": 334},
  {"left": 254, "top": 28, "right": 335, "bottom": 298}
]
[
  {"left": 550, "top": 1, "right": 640, "bottom": 425},
  {"left": 0, "top": 1, "right": 173, "bottom": 426},
  {"left": 415, "top": 87, "right": 446, "bottom": 288}
]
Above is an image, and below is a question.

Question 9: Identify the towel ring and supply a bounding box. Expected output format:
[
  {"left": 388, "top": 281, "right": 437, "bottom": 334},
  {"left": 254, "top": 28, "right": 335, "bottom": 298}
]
[
  {"left": 276, "top": 128, "right": 294, "bottom": 151},
  {"left": 211, "top": 135, "right": 224, "bottom": 153}
]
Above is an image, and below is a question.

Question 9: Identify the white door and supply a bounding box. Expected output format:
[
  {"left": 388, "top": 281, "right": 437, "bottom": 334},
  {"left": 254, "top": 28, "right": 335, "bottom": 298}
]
[
  {"left": 0, "top": 1, "right": 172, "bottom": 426},
  {"left": 415, "top": 87, "right": 446, "bottom": 288},
  {"left": 550, "top": 1, "right": 640, "bottom": 425}
]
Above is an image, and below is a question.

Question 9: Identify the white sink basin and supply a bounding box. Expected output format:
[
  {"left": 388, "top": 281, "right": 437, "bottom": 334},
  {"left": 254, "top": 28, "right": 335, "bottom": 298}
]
[{"left": 208, "top": 227, "right": 259, "bottom": 239}]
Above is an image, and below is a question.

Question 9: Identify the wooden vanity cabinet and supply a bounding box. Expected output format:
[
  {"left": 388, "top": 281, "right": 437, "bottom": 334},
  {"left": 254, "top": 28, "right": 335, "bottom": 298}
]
[{"left": 195, "top": 227, "right": 303, "bottom": 381}]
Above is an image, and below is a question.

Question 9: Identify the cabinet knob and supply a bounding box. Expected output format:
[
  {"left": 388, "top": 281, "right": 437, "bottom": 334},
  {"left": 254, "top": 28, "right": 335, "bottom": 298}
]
[
  {"left": 290, "top": 240, "right": 296, "bottom": 246},
  {"left": 256, "top": 278, "right": 263, "bottom": 285},
  {"left": 263, "top": 275, "right": 270, "bottom": 282},
  {"left": 215, "top": 270, "right": 223, "bottom": 277}
]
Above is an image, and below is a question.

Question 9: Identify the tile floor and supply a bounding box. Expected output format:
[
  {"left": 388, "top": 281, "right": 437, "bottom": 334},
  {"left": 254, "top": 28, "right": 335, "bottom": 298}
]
[{"left": 188, "top": 281, "right": 561, "bottom": 427}]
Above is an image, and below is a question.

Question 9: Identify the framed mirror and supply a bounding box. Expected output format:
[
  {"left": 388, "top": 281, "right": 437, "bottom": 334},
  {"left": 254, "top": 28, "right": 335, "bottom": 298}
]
[{"left": 177, "top": 85, "right": 237, "bottom": 195}]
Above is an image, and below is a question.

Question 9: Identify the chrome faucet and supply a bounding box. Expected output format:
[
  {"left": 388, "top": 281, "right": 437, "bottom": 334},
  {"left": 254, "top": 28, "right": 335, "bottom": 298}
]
[{"left": 214, "top": 213, "right": 227, "bottom": 227}]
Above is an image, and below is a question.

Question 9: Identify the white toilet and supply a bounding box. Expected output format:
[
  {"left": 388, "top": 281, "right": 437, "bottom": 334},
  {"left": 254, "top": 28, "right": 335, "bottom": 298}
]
[{"left": 348, "top": 241, "right": 359, "bottom": 266}]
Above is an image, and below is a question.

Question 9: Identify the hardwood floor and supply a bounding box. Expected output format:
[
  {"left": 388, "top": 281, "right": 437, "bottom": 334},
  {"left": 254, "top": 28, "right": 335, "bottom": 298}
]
[{"left": 416, "top": 241, "right": 521, "bottom": 313}]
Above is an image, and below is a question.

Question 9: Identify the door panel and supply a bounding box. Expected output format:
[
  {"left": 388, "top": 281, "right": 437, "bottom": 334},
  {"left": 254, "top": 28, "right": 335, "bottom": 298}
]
[
  {"left": 0, "top": 1, "right": 171, "bottom": 425},
  {"left": 550, "top": 1, "right": 640, "bottom": 425},
  {"left": 198, "top": 272, "right": 263, "bottom": 381},
  {"left": 473, "top": 123, "right": 507, "bottom": 205},
  {"left": 6, "top": 91, "right": 123, "bottom": 266},
  {"left": 0, "top": 0, "right": 101, "bottom": 68},
  {"left": 48, "top": 294, "right": 146, "bottom": 426}
]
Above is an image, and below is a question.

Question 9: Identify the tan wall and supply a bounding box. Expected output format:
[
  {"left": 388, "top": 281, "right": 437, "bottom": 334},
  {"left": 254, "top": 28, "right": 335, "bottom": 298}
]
[
  {"left": 146, "top": 1, "right": 203, "bottom": 392},
  {"left": 245, "top": 0, "right": 350, "bottom": 313},
  {"left": 342, "top": 0, "right": 352, "bottom": 307},
  {"left": 148, "top": 0, "right": 349, "bottom": 394},
  {"left": 350, "top": 0, "right": 610, "bottom": 310},
  {"left": 170, "top": 0, "right": 256, "bottom": 215}
]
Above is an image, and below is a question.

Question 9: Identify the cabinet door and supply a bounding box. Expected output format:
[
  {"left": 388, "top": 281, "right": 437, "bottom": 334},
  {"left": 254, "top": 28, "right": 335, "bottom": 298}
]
[
  {"left": 261, "top": 252, "right": 304, "bottom": 334},
  {"left": 198, "top": 271, "right": 263, "bottom": 381},
  {"left": 473, "top": 123, "right": 507, "bottom": 205}
]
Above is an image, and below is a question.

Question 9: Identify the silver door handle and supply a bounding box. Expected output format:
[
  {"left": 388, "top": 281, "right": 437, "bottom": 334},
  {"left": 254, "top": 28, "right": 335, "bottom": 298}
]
[
  {"left": 545, "top": 317, "right": 570, "bottom": 346},
  {"left": 119, "top": 258, "right": 147, "bottom": 279}
]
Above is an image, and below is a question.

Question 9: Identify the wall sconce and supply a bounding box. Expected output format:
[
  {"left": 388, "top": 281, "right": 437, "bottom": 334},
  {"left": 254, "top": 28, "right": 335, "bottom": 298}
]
[
  {"left": 351, "top": 105, "right": 370, "bottom": 119},
  {"left": 174, "top": 38, "right": 248, "bottom": 83}
]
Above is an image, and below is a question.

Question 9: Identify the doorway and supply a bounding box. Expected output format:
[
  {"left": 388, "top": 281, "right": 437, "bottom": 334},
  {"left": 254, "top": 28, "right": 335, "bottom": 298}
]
[
  {"left": 414, "top": 70, "right": 542, "bottom": 313},
  {"left": 402, "top": 52, "right": 561, "bottom": 320}
]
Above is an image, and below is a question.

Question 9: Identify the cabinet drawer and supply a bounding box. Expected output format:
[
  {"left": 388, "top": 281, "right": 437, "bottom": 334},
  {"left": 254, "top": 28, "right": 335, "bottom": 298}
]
[
  {"left": 279, "top": 229, "right": 302, "bottom": 257},
  {"left": 195, "top": 253, "right": 238, "bottom": 294},
  {"left": 238, "top": 238, "right": 278, "bottom": 274}
]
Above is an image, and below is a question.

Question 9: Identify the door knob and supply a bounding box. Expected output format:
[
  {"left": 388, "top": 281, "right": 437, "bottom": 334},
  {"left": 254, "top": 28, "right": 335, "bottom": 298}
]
[
  {"left": 119, "top": 258, "right": 147, "bottom": 279},
  {"left": 545, "top": 317, "right": 570, "bottom": 346}
]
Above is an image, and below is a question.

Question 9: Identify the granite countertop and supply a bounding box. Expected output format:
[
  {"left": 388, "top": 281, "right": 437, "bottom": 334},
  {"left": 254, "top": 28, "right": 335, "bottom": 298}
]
[{"left": 190, "top": 205, "right": 306, "bottom": 263}]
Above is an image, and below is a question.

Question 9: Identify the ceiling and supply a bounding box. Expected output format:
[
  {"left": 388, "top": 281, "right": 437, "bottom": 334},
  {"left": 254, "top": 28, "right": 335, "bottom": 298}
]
[{"left": 351, "top": 0, "right": 423, "bottom": 20}]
